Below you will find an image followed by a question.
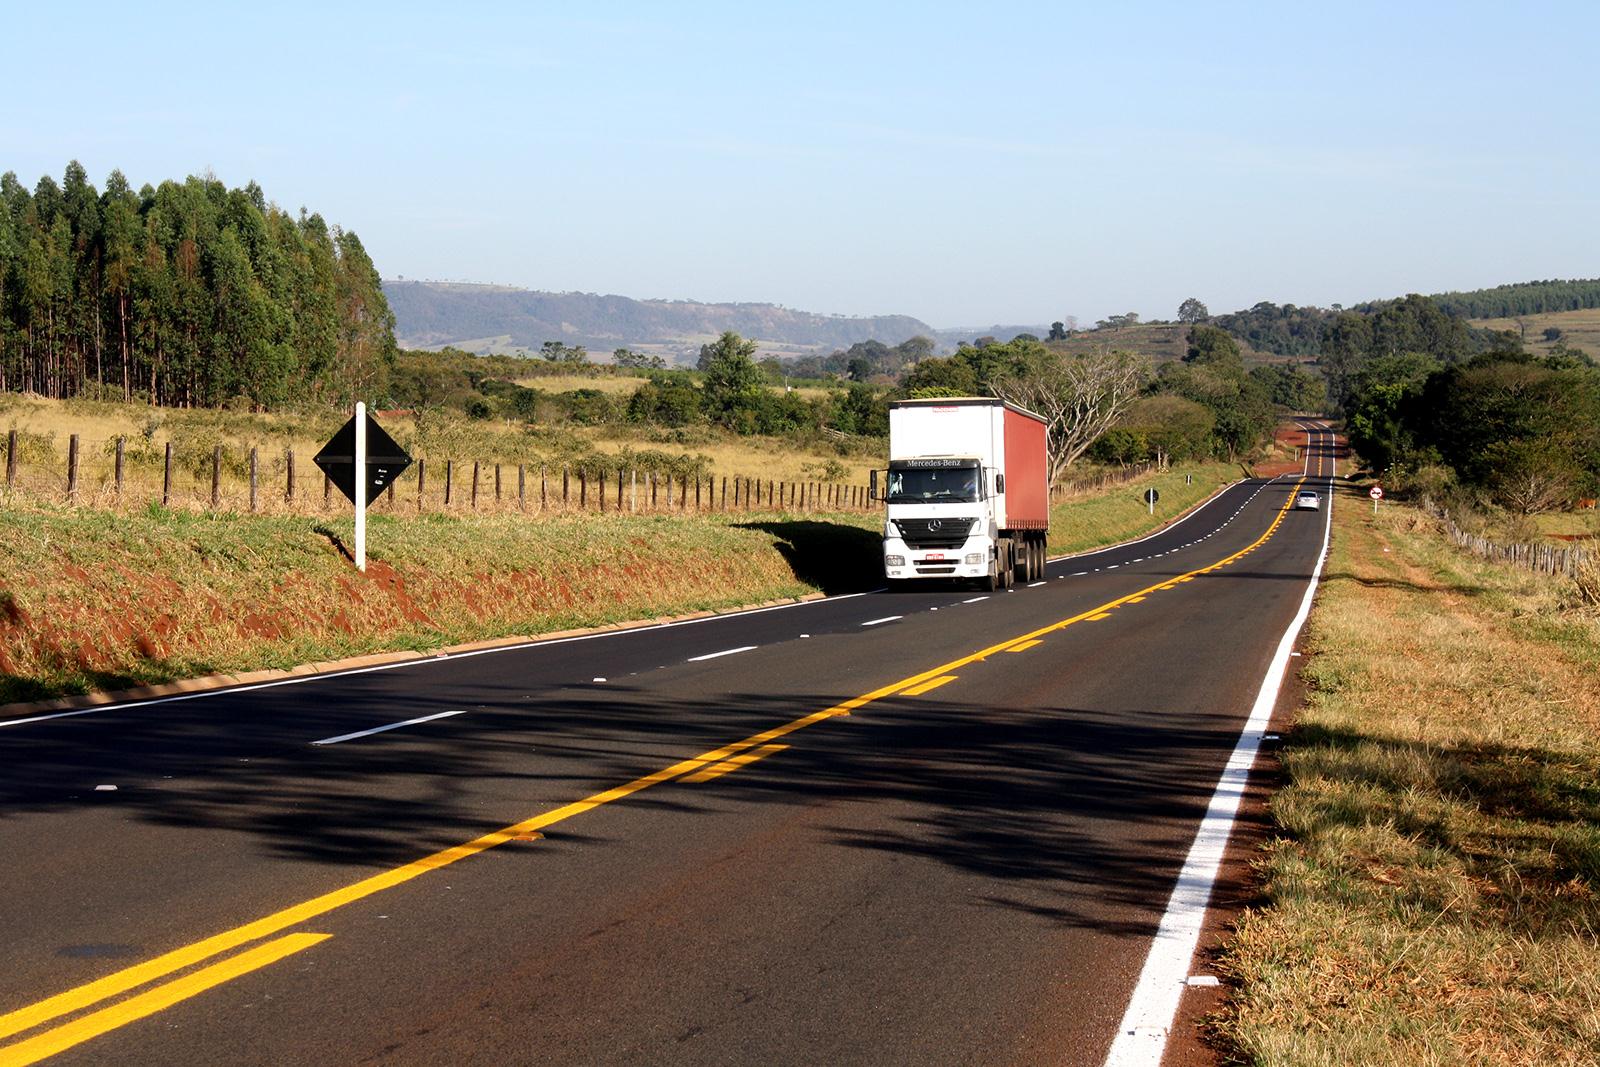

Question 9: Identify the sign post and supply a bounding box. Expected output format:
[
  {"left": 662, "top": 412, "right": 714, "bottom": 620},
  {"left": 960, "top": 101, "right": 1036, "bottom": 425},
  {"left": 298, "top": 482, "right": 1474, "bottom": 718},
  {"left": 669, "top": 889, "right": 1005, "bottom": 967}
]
[
  {"left": 1369, "top": 485, "right": 1383, "bottom": 514},
  {"left": 314, "top": 406, "right": 412, "bottom": 574},
  {"left": 354, "top": 402, "right": 367, "bottom": 571},
  {"left": 1143, "top": 487, "right": 1160, "bottom": 515}
]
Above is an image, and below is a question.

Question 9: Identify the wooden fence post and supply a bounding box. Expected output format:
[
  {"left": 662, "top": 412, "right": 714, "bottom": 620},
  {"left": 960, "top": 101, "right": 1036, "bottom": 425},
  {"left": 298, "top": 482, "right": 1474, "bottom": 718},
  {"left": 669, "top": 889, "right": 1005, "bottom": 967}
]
[
  {"left": 695, "top": 476, "right": 701, "bottom": 511},
  {"left": 5, "top": 429, "right": 16, "bottom": 488},
  {"left": 495, "top": 463, "right": 502, "bottom": 502},
  {"left": 285, "top": 448, "right": 295, "bottom": 505},
  {"left": 630, "top": 469, "right": 637, "bottom": 513},
  {"left": 518, "top": 464, "right": 526, "bottom": 510},
  {"left": 67, "top": 434, "right": 80, "bottom": 503},
  {"left": 162, "top": 442, "right": 172, "bottom": 506},
  {"left": 617, "top": 468, "right": 624, "bottom": 511},
  {"left": 444, "top": 459, "right": 453, "bottom": 507},
  {"left": 115, "top": 437, "right": 126, "bottom": 500},
  {"left": 417, "top": 458, "right": 426, "bottom": 511},
  {"left": 599, "top": 468, "right": 606, "bottom": 513},
  {"left": 471, "top": 461, "right": 480, "bottom": 509},
  {"left": 249, "top": 447, "right": 259, "bottom": 512},
  {"left": 580, "top": 469, "right": 587, "bottom": 509},
  {"left": 211, "top": 445, "right": 222, "bottom": 509},
  {"left": 562, "top": 467, "right": 570, "bottom": 506},
  {"left": 721, "top": 476, "right": 728, "bottom": 511},
  {"left": 540, "top": 465, "right": 547, "bottom": 511},
  {"left": 650, "top": 472, "right": 657, "bottom": 510}
]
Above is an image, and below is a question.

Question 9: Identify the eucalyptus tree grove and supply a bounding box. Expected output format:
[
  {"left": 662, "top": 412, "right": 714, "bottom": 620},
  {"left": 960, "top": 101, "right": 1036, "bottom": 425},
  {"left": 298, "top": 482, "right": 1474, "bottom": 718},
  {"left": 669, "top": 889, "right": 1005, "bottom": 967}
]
[{"left": 0, "top": 162, "right": 394, "bottom": 408}]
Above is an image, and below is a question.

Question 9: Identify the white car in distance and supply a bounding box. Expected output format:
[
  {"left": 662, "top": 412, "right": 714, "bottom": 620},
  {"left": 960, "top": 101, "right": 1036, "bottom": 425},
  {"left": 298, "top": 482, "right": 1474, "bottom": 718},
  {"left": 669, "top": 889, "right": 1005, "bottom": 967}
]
[{"left": 1294, "top": 491, "right": 1321, "bottom": 511}]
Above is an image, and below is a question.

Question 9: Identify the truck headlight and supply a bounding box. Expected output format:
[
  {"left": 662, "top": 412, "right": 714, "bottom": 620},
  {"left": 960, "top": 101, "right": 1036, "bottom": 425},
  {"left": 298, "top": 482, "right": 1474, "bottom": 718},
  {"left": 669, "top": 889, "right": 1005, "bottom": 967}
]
[
  {"left": 964, "top": 552, "right": 984, "bottom": 564},
  {"left": 885, "top": 554, "right": 906, "bottom": 567}
]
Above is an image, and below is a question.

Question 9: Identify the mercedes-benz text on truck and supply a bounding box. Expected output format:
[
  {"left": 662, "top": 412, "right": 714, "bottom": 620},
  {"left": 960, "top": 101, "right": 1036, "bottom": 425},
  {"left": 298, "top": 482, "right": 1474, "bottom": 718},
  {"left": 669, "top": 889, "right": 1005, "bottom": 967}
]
[{"left": 872, "top": 398, "right": 1050, "bottom": 591}]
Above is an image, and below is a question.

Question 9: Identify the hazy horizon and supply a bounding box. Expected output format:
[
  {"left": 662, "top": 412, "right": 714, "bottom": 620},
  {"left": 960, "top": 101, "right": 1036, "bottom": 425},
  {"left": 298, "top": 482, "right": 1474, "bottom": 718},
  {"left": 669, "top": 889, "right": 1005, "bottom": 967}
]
[{"left": 9, "top": 2, "right": 1598, "bottom": 327}]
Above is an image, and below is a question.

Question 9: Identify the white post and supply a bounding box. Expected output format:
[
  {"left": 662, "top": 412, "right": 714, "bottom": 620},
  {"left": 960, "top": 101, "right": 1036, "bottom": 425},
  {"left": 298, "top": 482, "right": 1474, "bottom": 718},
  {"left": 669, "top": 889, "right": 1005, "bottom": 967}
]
[{"left": 354, "top": 401, "right": 367, "bottom": 573}]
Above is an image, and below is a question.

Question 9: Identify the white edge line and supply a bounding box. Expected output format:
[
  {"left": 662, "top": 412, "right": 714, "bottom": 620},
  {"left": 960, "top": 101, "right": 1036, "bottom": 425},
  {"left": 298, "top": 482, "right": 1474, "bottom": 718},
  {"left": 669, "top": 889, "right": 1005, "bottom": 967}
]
[
  {"left": 962, "top": 596, "right": 990, "bottom": 604},
  {"left": 859, "top": 615, "right": 903, "bottom": 627},
  {"left": 686, "top": 645, "right": 758, "bottom": 662},
  {"left": 1101, "top": 431, "right": 1334, "bottom": 1067},
  {"left": 1027, "top": 581, "right": 1047, "bottom": 588},
  {"left": 0, "top": 589, "right": 884, "bottom": 729},
  {"left": 311, "top": 709, "right": 466, "bottom": 746}
]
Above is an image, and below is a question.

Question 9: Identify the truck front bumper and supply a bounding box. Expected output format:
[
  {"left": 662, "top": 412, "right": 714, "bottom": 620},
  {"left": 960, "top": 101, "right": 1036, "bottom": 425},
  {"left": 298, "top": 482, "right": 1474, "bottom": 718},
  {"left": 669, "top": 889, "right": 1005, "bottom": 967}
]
[{"left": 883, "top": 535, "right": 991, "bottom": 580}]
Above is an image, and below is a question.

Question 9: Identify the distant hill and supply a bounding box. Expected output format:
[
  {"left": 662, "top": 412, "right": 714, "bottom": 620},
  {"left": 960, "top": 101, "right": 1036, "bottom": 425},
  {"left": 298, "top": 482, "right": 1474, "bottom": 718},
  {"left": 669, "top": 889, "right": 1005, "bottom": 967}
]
[
  {"left": 932, "top": 324, "right": 1052, "bottom": 348},
  {"left": 385, "top": 281, "right": 935, "bottom": 363}
]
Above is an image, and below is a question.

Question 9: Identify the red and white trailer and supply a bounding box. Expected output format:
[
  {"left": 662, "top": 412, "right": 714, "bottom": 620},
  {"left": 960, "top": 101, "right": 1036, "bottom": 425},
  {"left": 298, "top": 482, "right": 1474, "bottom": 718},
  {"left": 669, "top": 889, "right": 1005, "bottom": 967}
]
[{"left": 875, "top": 398, "right": 1050, "bottom": 589}]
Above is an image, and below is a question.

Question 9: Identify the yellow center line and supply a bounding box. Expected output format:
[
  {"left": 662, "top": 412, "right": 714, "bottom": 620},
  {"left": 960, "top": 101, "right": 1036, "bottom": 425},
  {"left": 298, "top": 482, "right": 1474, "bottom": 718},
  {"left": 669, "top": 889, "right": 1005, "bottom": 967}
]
[
  {"left": 0, "top": 934, "right": 331, "bottom": 1067},
  {"left": 901, "top": 674, "right": 960, "bottom": 695},
  {"left": 683, "top": 744, "right": 790, "bottom": 784},
  {"left": 0, "top": 467, "right": 1314, "bottom": 1061},
  {"left": 1005, "top": 640, "right": 1043, "bottom": 653}
]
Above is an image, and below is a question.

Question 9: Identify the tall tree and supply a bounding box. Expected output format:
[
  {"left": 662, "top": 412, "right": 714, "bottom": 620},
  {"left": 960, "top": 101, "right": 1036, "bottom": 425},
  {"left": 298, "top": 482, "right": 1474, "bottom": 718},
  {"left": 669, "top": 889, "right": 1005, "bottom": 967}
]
[{"left": 990, "top": 348, "right": 1151, "bottom": 482}]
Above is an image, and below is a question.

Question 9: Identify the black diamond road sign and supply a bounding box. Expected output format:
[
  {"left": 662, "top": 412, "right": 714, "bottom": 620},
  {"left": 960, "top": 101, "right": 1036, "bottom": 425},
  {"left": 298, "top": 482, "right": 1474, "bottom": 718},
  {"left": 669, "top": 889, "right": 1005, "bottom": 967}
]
[{"left": 313, "top": 413, "right": 413, "bottom": 509}]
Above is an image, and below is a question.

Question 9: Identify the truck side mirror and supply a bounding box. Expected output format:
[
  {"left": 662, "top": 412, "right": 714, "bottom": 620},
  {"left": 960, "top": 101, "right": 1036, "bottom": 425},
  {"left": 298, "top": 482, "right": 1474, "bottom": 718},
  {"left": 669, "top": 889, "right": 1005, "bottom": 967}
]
[
  {"left": 869, "top": 469, "right": 879, "bottom": 501},
  {"left": 994, "top": 473, "right": 1005, "bottom": 494}
]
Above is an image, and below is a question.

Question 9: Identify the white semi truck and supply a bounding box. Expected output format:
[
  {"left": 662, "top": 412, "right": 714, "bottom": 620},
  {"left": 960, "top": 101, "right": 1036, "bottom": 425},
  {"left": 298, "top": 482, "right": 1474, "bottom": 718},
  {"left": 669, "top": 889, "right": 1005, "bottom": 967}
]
[{"left": 871, "top": 398, "right": 1050, "bottom": 591}]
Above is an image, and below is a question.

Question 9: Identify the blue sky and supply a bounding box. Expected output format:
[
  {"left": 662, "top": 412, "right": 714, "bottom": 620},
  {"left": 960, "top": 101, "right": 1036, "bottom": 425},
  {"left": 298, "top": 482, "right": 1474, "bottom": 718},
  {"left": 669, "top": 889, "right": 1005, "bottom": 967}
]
[{"left": 6, "top": 2, "right": 1597, "bottom": 327}]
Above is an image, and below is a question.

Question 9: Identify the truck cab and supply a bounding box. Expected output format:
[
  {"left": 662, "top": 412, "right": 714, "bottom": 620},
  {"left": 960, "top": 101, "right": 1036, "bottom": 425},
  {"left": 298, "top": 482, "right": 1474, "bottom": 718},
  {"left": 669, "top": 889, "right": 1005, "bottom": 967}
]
[{"left": 881, "top": 457, "right": 998, "bottom": 583}]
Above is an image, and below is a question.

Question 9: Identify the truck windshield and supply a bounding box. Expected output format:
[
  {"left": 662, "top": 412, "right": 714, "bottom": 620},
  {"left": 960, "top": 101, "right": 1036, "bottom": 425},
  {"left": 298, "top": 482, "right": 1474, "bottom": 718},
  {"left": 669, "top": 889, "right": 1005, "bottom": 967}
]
[{"left": 886, "top": 465, "right": 981, "bottom": 503}]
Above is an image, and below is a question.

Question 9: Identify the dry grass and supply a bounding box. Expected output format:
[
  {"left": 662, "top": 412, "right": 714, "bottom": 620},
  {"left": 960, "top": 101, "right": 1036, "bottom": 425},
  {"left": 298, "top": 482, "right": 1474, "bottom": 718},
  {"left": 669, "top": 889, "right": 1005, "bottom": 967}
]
[
  {"left": 0, "top": 394, "right": 883, "bottom": 507},
  {"left": 1219, "top": 497, "right": 1600, "bottom": 1065}
]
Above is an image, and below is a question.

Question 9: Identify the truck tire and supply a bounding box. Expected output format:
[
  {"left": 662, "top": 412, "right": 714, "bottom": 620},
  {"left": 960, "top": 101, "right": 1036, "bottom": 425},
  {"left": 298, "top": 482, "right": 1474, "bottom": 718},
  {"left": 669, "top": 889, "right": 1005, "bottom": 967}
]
[{"left": 1001, "top": 540, "right": 1014, "bottom": 589}]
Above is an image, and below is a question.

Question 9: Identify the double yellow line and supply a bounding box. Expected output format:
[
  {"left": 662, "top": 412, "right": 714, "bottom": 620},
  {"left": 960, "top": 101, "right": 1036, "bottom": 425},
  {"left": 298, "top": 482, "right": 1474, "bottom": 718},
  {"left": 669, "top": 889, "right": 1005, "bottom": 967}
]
[{"left": 0, "top": 462, "right": 1317, "bottom": 1066}]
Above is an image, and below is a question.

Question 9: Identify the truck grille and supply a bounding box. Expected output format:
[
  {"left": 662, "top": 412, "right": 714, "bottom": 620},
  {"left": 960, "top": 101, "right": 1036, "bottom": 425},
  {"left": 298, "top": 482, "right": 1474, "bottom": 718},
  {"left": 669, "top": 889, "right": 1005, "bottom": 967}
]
[{"left": 895, "top": 517, "right": 976, "bottom": 549}]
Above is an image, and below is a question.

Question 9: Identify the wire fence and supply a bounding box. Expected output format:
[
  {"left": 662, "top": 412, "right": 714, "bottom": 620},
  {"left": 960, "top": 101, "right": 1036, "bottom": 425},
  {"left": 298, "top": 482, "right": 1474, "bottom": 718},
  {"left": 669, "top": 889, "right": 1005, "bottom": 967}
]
[{"left": 0, "top": 429, "right": 877, "bottom": 517}]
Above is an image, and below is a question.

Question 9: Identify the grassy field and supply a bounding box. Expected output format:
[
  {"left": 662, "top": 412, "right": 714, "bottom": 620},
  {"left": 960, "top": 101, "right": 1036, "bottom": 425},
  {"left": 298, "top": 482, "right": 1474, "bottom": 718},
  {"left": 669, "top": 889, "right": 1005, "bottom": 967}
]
[
  {"left": 1220, "top": 496, "right": 1600, "bottom": 1064},
  {"left": 1048, "top": 461, "right": 1242, "bottom": 556},
  {"left": 0, "top": 504, "right": 885, "bottom": 706},
  {"left": 1470, "top": 307, "right": 1600, "bottom": 360}
]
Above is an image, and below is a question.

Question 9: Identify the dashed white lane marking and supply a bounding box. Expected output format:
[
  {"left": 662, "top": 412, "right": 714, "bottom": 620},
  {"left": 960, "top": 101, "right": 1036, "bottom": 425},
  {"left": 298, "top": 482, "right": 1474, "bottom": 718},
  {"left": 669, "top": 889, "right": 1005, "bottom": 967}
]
[
  {"left": 1027, "top": 581, "right": 1047, "bottom": 587},
  {"left": 962, "top": 596, "right": 990, "bottom": 604},
  {"left": 311, "top": 710, "right": 465, "bottom": 746},
  {"left": 860, "top": 616, "right": 903, "bottom": 627},
  {"left": 1107, "top": 564, "right": 1120, "bottom": 569},
  {"left": 686, "top": 645, "right": 758, "bottom": 662},
  {"left": 1071, "top": 571, "right": 1088, "bottom": 576}
]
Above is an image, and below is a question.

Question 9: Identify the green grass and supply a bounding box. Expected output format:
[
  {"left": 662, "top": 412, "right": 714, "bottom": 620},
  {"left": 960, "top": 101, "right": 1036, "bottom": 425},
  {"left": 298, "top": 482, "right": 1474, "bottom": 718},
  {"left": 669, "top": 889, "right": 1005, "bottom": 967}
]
[
  {"left": 1218, "top": 501, "right": 1600, "bottom": 1065},
  {"left": 1048, "top": 462, "right": 1241, "bottom": 556}
]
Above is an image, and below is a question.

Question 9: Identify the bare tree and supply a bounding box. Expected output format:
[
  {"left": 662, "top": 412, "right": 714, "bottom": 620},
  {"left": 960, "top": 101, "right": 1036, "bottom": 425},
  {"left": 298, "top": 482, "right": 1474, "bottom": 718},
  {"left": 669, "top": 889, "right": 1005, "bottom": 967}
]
[{"left": 990, "top": 349, "right": 1152, "bottom": 485}]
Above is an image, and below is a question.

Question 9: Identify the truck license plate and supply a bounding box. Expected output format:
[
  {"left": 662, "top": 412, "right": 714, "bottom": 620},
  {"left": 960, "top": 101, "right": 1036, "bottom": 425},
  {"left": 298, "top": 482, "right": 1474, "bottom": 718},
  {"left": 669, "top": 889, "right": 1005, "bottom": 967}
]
[{"left": 924, "top": 553, "right": 945, "bottom": 560}]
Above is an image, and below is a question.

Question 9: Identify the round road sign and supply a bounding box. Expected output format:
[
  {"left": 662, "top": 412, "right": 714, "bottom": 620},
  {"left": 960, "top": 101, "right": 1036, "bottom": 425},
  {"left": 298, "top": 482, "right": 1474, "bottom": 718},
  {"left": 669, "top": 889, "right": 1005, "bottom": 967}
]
[
  {"left": 1143, "top": 488, "right": 1160, "bottom": 504},
  {"left": 1369, "top": 486, "right": 1384, "bottom": 500}
]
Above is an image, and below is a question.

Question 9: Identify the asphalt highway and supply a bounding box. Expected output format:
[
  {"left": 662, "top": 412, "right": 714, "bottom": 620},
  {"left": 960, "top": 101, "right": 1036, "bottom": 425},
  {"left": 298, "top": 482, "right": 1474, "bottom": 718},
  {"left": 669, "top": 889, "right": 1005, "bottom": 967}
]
[{"left": 0, "top": 426, "right": 1341, "bottom": 1066}]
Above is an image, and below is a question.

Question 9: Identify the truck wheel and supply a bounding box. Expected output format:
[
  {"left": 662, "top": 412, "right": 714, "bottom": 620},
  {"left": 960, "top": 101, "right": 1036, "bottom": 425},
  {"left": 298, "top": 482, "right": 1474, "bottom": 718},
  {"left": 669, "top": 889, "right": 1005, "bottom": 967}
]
[
  {"left": 982, "top": 555, "right": 1000, "bottom": 592},
  {"left": 1001, "top": 540, "right": 1014, "bottom": 589}
]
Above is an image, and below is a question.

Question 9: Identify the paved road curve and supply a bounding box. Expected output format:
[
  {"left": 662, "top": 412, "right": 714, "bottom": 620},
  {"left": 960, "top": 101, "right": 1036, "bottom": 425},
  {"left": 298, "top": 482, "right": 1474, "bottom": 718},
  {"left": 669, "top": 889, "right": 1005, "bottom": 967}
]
[{"left": 0, "top": 427, "right": 1340, "bottom": 1066}]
